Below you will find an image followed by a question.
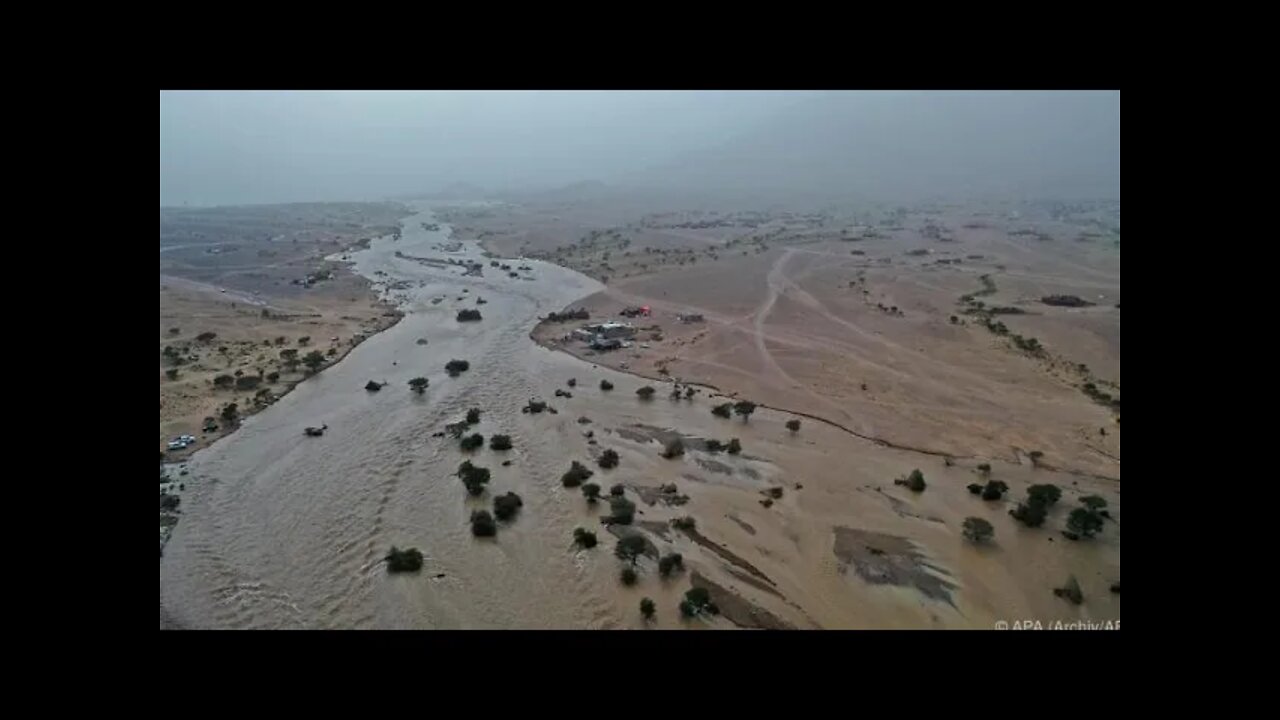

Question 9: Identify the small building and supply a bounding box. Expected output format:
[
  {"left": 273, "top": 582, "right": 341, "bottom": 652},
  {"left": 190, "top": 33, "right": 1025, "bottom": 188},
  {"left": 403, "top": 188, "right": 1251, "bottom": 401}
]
[{"left": 596, "top": 322, "right": 635, "bottom": 340}]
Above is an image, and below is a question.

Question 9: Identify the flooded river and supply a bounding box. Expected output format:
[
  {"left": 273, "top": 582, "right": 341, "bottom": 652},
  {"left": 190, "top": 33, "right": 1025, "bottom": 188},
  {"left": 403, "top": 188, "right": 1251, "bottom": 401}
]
[{"left": 159, "top": 204, "right": 1122, "bottom": 630}]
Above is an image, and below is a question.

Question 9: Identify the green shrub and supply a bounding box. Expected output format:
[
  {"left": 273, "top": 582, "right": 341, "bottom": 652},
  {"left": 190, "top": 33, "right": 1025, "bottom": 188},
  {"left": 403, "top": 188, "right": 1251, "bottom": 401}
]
[
  {"left": 636, "top": 386, "right": 656, "bottom": 399},
  {"left": 493, "top": 492, "right": 524, "bottom": 521},
  {"left": 573, "top": 527, "right": 598, "bottom": 549},
  {"left": 785, "top": 419, "right": 801, "bottom": 433},
  {"left": 582, "top": 483, "right": 601, "bottom": 503},
  {"left": 600, "top": 379, "right": 614, "bottom": 391},
  {"left": 727, "top": 439, "right": 742, "bottom": 455},
  {"left": 962, "top": 517, "right": 994, "bottom": 543},
  {"left": 561, "top": 461, "right": 593, "bottom": 488},
  {"left": 671, "top": 516, "right": 696, "bottom": 531},
  {"left": 640, "top": 597, "right": 656, "bottom": 620},
  {"left": 1010, "top": 501, "right": 1047, "bottom": 527},
  {"left": 489, "top": 434, "right": 513, "bottom": 450},
  {"left": 470, "top": 510, "right": 496, "bottom": 537},
  {"left": 661, "top": 439, "right": 685, "bottom": 459},
  {"left": 711, "top": 403, "right": 732, "bottom": 418},
  {"left": 598, "top": 449, "right": 619, "bottom": 468},
  {"left": 904, "top": 469, "right": 926, "bottom": 492},
  {"left": 615, "top": 535, "right": 648, "bottom": 565},
  {"left": 445, "top": 359, "right": 470, "bottom": 376},
  {"left": 1066, "top": 508, "right": 1104, "bottom": 538},
  {"left": 658, "top": 553, "right": 684, "bottom": 577},
  {"left": 385, "top": 547, "right": 424, "bottom": 573},
  {"left": 967, "top": 483, "right": 984, "bottom": 495},
  {"left": 607, "top": 496, "right": 636, "bottom": 525},
  {"left": 620, "top": 567, "right": 638, "bottom": 586},
  {"left": 1027, "top": 484, "right": 1061, "bottom": 507},
  {"left": 460, "top": 433, "right": 484, "bottom": 452},
  {"left": 1080, "top": 495, "right": 1108, "bottom": 511},
  {"left": 465, "top": 408, "right": 481, "bottom": 425}
]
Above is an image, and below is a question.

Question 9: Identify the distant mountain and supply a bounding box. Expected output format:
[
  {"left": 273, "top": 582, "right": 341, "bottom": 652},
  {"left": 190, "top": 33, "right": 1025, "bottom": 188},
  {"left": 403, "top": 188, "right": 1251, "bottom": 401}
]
[
  {"left": 395, "top": 182, "right": 491, "bottom": 201},
  {"left": 621, "top": 91, "right": 1120, "bottom": 203}
]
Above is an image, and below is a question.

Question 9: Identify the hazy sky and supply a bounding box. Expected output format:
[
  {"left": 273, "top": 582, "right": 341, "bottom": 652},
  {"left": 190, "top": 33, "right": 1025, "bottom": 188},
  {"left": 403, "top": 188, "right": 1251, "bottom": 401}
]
[
  {"left": 160, "top": 90, "right": 1119, "bottom": 207},
  {"left": 159, "top": 91, "right": 821, "bottom": 206}
]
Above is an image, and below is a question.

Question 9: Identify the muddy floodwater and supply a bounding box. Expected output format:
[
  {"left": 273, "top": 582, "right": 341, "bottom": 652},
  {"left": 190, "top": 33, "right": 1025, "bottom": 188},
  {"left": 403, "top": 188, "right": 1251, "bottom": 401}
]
[{"left": 160, "top": 204, "right": 1121, "bottom": 630}]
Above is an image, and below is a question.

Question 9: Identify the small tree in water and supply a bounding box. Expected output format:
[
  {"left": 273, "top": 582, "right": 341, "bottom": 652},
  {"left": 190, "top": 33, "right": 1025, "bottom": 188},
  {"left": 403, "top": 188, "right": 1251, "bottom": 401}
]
[
  {"left": 661, "top": 439, "right": 685, "bottom": 459},
  {"left": 385, "top": 547, "right": 424, "bottom": 573},
  {"left": 615, "top": 535, "right": 648, "bottom": 565},
  {"left": 711, "top": 403, "right": 732, "bottom": 418},
  {"left": 733, "top": 400, "right": 757, "bottom": 422},
  {"left": 489, "top": 434, "right": 513, "bottom": 450},
  {"left": 460, "top": 433, "right": 484, "bottom": 452},
  {"left": 1080, "top": 495, "right": 1108, "bottom": 511},
  {"left": 636, "top": 386, "right": 656, "bottom": 400},
  {"left": 600, "top": 379, "right": 614, "bottom": 391},
  {"left": 561, "top": 461, "right": 594, "bottom": 488},
  {"left": 620, "top": 567, "right": 638, "bottom": 586},
  {"left": 640, "top": 597, "right": 656, "bottom": 621},
  {"left": 904, "top": 469, "right": 926, "bottom": 492},
  {"left": 962, "top": 517, "right": 994, "bottom": 544},
  {"left": 785, "top": 419, "right": 801, "bottom": 433},
  {"left": 598, "top": 448, "right": 619, "bottom": 469},
  {"left": 465, "top": 408, "right": 481, "bottom": 425},
  {"left": 493, "top": 492, "right": 524, "bottom": 521},
  {"left": 727, "top": 438, "right": 742, "bottom": 455},
  {"left": 470, "top": 510, "right": 497, "bottom": 537},
  {"left": 408, "top": 377, "right": 429, "bottom": 394},
  {"left": 573, "top": 527, "right": 598, "bottom": 549},
  {"left": 582, "top": 482, "right": 601, "bottom": 503}
]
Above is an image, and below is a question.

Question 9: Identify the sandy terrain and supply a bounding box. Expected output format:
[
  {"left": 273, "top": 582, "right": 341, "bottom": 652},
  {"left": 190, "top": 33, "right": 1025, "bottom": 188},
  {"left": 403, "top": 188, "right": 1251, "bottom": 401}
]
[
  {"left": 510, "top": 203, "right": 1121, "bottom": 479},
  {"left": 160, "top": 202, "right": 410, "bottom": 459},
  {"left": 160, "top": 202, "right": 1120, "bottom": 630}
]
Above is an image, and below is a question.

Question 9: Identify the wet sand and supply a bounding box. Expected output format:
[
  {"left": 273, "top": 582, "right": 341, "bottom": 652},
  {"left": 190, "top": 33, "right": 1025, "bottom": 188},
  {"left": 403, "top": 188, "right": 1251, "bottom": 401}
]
[{"left": 160, "top": 204, "right": 1121, "bottom": 630}]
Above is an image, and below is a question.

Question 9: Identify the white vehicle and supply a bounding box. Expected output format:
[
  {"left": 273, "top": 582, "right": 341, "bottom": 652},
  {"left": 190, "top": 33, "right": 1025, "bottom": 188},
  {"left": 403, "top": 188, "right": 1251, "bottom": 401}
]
[{"left": 167, "top": 440, "right": 187, "bottom": 450}]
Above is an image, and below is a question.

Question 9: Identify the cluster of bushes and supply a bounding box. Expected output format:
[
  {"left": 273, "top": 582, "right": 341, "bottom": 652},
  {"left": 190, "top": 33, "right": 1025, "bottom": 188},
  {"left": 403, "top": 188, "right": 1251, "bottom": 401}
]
[
  {"left": 489, "top": 434, "right": 513, "bottom": 451},
  {"left": 460, "top": 433, "right": 484, "bottom": 452},
  {"left": 457, "top": 309, "right": 483, "bottom": 322},
  {"left": 1009, "top": 483, "right": 1061, "bottom": 527},
  {"left": 545, "top": 308, "right": 589, "bottom": 322},
  {"left": 1011, "top": 334, "right": 1044, "bottom": 355},
  {"left": 968, "top": 479, "right": 1008, "bottom": 500}
]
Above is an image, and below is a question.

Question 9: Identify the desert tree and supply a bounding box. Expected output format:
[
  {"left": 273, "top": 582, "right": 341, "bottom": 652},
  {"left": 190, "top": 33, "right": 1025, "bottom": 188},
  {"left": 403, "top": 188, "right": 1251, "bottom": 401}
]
[
  {"left": 1066, "top": 508, "right": 1104, "bottom": 538},
  {"left": 1079, "top": 495, "right": 1108, "bottom": 511},
  {"left": 614, "top": 535, "right": 648, "bottom": 566},
  {"left": 409, "top": 377, "right": 429, "bottom": 394}
]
